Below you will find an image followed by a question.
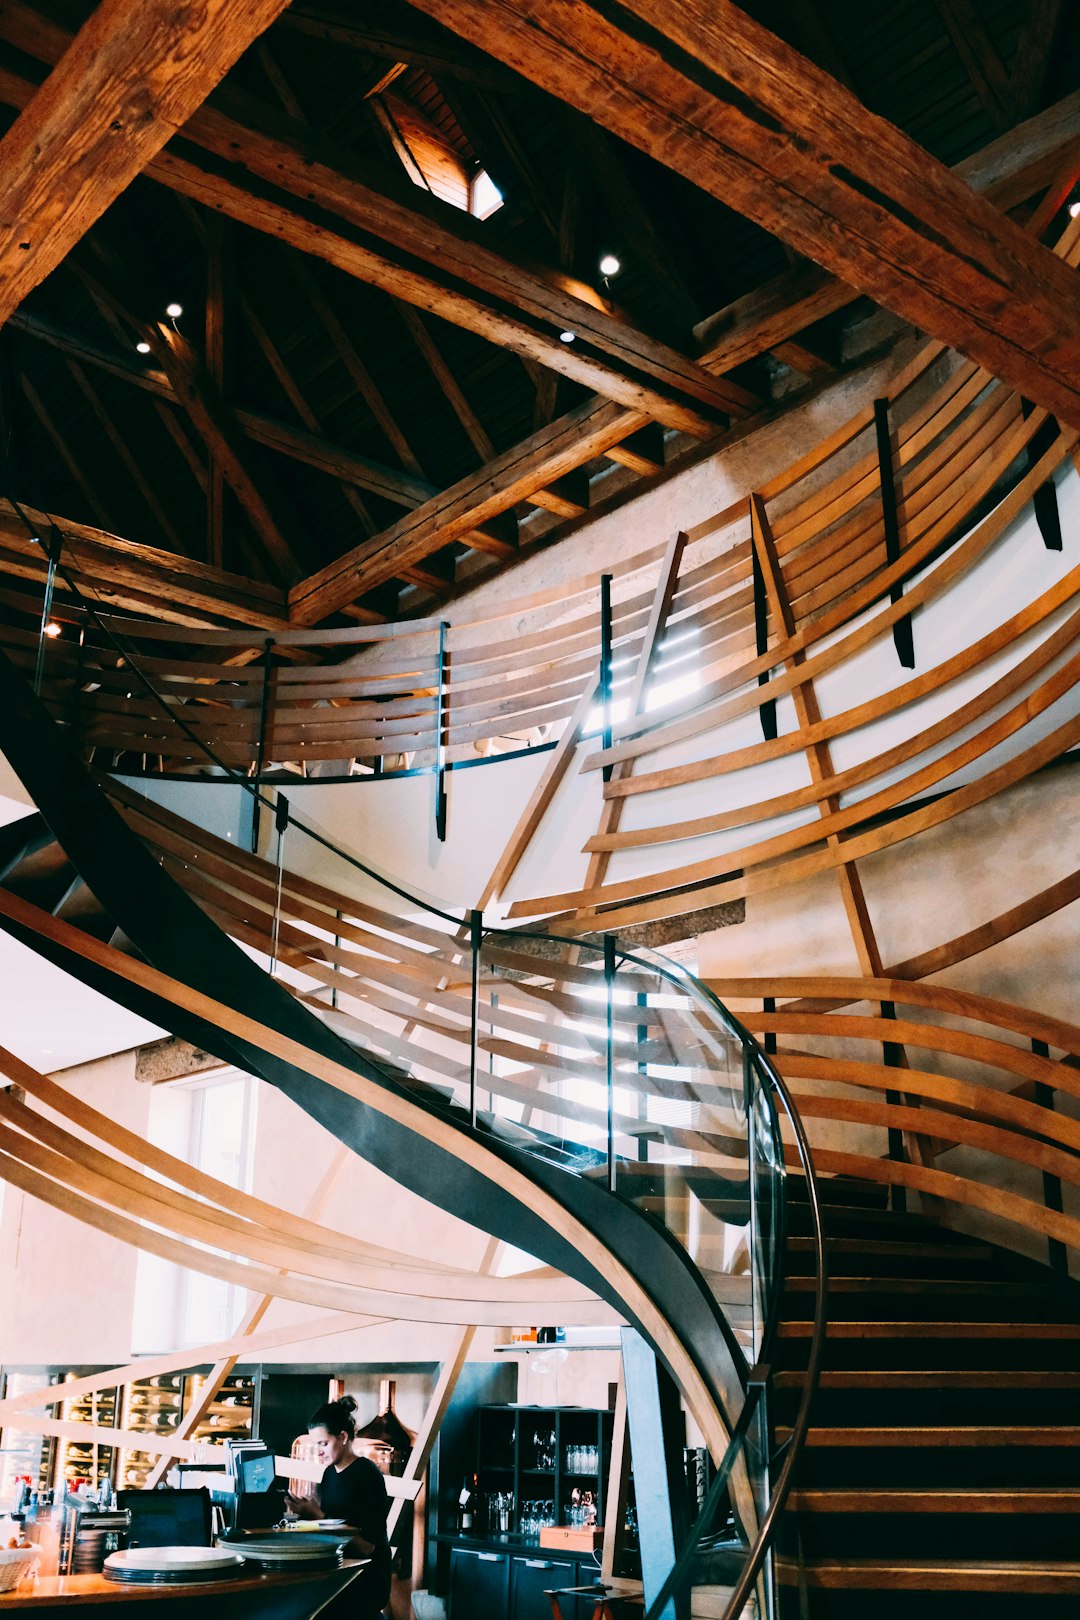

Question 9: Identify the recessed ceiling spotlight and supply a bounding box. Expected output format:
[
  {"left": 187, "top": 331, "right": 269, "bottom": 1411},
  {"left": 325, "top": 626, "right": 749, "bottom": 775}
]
[
  {"left": 165, "top": 301, "right": 183, "bottom": 318},
  {"left": 559, "top": 330, "right": 576, "bottom": 343},
  {"left": 1070, "top": 199, "right": 1080, "bottom": 219},
  {"left": 599, "top": 253, "right": 621, "bottom": 277},
  {"left": 136, "top": 340, "right": 152, "bottom": 354},
  {"left": 44, "top": 621, "right": 62, "bottom": 638}
]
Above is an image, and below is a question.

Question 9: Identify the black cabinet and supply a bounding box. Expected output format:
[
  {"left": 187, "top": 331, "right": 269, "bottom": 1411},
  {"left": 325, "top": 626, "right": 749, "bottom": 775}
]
[
  {"left": 465, "top": 1405, "right": 613, "bottom": 1538},
  {"left": 448, "top": 1546, "right": 510, "bottom": 1618},
  {"left": 509, "top": 1553, "right": 576, "bottom": 1620}
]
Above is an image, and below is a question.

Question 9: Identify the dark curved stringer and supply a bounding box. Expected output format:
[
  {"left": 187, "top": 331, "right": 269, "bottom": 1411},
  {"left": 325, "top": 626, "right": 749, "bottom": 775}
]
[{"left": 0, "top": 646, "right": 745, "bottom": 1434}]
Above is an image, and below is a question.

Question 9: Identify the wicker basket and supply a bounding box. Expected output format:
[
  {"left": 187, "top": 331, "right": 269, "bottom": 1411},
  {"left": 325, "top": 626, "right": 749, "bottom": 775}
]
[{"left": 0, "top": 1547, "right": 37, "bottom": 1592}]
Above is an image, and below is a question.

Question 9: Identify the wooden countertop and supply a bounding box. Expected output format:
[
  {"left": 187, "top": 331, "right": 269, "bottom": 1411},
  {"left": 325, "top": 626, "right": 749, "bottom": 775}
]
[{"left": 0, "top": 1560, "right": 365, "bottom": 1608}]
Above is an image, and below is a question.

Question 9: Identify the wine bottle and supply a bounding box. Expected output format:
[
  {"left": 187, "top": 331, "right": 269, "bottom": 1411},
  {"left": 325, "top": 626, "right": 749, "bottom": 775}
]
[{"left": 458, "top": 1474, "right": 476, "bottom": 1533}]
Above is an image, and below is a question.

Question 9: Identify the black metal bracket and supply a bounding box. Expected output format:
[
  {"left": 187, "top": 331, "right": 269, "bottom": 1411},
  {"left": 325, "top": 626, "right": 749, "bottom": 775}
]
[
  {"left": 751, "top": 542, "right": 777, "bottom": 741},
  {"left": 1032, "top": 1037, "right": 1068, "bottom": 1274},
  {"left": 600, "top": 573, "right": 614, "bottom": 782},
  {"left": 251, "top": 636, "right": 275, "bottom": 853},
  {"left": 874, "top": 398, "right": 915, "bottom": 669},
  {"left": 1020, "top": 399, "right": 1063, "bottom": 551},
  {"left": 881, "top": 999, "right": 908, "bottom": 1215},
  {"left": 435, "top": 620, "right": 449, "bottom": 842}
]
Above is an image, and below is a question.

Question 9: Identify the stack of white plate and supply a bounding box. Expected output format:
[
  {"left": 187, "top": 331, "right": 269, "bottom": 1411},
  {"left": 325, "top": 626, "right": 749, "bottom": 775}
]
[
  {"left": 222, "top": 1533, "right": 347, "bottom": 1571},
  {"left": 104, "top": 1546, "right": 246, "bottom": 1585}
]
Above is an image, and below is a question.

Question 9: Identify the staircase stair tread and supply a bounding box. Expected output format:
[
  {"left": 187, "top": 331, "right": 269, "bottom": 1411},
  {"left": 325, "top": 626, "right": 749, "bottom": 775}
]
[
  {"left": 784, "top": 1275, "right": 1043, "bottom": 1294},
  {"left": 785, "top": 1424, "right": 1080, "bottom": 1446},
  {"left": 779, "top": 1557, "right": 1080, "bottom": 1592},
  {"left": 786, "top": 1237, "right": 992, "bottom": 1259},
  {"left": 779, "top": 1319, "right": 1080, "bottom": 1338},
  {"left": 776, "top": 1368, "right": 1080, "bottom": 1389},
  {"left": 788, "top": 1487, "right": 1080, "bottom": 1512}
]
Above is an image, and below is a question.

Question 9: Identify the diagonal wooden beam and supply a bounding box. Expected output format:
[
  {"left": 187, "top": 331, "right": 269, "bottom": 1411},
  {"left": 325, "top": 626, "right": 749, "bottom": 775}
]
[
  {"left": 933, "top": 0, "right": 1011, "bottom": 129},
  {"left": 73, "top": 246, "right": 303, "bottom": 582},
  {"left": 1007, "top": 0, "right": 1067, "bottom": 124},
  {"left": 0, "top": 0, "right": 291, "bottom": 328},
  {"left": 411, "top": 0, "right": 1080, "bottom": 428},
  {"left": 0, "top": 500, "right": 288, "bottom": 630},
  {"left": 204, "top": 210, "right": 232, "bottom": 567},
  {"left": 64, "top": 359, "right": 190, "bottom": 557},
  {"left": 289, "top": 397, "right": 650, "bottom": 623}
]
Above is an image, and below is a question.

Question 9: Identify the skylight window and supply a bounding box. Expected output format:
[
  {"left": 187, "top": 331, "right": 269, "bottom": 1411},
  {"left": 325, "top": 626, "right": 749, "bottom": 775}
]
[{"left": 470, "top": 168, "right": 504, "bottom": 219}]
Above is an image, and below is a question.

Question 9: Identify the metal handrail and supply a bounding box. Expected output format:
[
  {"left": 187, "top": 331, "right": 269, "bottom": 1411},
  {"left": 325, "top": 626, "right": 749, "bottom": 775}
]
[{"left": 9, "top": 509, "right": 828, "bottom": 1617}]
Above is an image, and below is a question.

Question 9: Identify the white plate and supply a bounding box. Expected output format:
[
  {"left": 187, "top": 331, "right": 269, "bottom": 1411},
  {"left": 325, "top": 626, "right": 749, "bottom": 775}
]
[
  {"left": 107, "top": 1548, "right": 244, "bottom": 1573},
  {"left": 317, "top": 1520, "right": 347, "bottom": 1528}
]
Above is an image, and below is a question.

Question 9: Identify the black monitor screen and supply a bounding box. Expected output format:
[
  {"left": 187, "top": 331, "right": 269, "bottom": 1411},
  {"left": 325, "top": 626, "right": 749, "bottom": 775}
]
[{"left": 117, "top": 1487, "right": 212, "bottom": 1549}]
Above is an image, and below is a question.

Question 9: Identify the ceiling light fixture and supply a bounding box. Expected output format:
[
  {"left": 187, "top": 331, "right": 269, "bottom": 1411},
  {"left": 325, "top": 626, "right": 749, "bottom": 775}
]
[
  {"left": 136, "top": 340, "right": 151, "bottom": 354},
  {"left": 1070, "top": 199, "right": 1080, "bottom": 219},
  {"left": 43, "top": 621, "right": 61, "bottom": 638},
  {"left": 559, "top": 330, "right": 576, "bottom": 343},
  {"left": 599, "top": 253, "right": 621, "bottom": 277},
  {"left": 165, "top": 301, "right": 183, "bottom": 318}
]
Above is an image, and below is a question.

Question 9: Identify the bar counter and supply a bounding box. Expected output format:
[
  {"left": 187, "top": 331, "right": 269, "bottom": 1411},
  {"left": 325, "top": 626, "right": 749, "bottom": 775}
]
[{"left": 0, "top": 1560, "right": 362, "bottom": 1617}]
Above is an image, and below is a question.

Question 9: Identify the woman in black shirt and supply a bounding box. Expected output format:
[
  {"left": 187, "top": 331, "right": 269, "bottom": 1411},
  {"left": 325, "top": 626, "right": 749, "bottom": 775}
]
[{"left": 302, "top": 1395, "right": 392, "bottom": 1618}]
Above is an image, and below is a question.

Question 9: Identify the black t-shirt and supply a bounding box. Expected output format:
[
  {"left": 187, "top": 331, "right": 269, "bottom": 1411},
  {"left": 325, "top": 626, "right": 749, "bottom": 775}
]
[{"left": 320, "top": 1456, "right": 392, "bottom": 1615}]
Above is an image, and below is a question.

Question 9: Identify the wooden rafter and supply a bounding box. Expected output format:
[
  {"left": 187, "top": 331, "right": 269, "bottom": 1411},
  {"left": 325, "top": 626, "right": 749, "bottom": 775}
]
[
  {"left": 64, "top": 359, "right": 190, "bottom": 556},
  {"left": 0, "top": 0, "right": 292, "bottom": 327},
  {"left": 0, "top": 501, "right": 287, "bottom": 629},
  {"left": 933, "top": 0, "right": 1011, "bottom": 129},
  {"left": 1007, "top": 0, "right": 1067, "bottom": 124},
  {"left": 289, "top": 396, "right": 650, "bottom": 623},
  {"left": 204, "top": 210, "right": 232, "bottom": 567},
  {"left": 71, "top": 240, "right": 303, "bottom": 583},
  {"left": 412, "top": 0, "right": 1080, "bottom": 427},
  {"left": 18, "top": 371, "right": 112, "bottom": 534}
]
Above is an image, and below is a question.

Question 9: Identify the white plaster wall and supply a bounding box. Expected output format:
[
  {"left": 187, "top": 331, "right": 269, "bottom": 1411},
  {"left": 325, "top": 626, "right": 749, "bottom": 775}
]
[{"left": 0, "top": 1050, "right": 148, "bottom": 1365}]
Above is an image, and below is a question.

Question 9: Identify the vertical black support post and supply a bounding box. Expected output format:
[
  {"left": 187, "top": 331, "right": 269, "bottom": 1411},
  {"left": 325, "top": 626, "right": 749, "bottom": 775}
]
[
  {"left": 874, "top": 398, "right": 915, "bottom": 669},
  {"left": 763, "top": 995, "right": 777, "bottom": 1057},
  {"left": 751, "top": 542, "right": 777, "bottom": 741},
  {"left": 435, "top": 621, "right": 449, "bottom": 842},
  {"left": 33, "top": 524, "right": 63, "bottom": 698},
  {"left": 251, "top": 636, "right": 275, "bottom": 854},
  {"left": 600, "top": 573, "right": 614, "bottom": 783},
  {"left": 881, "top": 1000, "right": 908, "bottom": 1215},
  {"left": 331, "top": 909, "right": 342, "bottom": 1011},
  {"left": 636, "top": 988, "right": 649, "bottom": 1162},
  {"left": 1020, "top": 400, "right": 1063, "bottom": 551},
  {"left": 469, "top": 909, "right": 483, "bottom": 1130},
  {"left": 1032, "top": 1037, "right": 1068, "bottom": 1274},
  {"left": 269, "top": 792, "right": 289, "bottom": 974},
  {"left": 604, "top": 933, "right": 616, "bottom": 1190},
  {"left": 621, "top": 1328, "right": 690, "bottom": 1620}
]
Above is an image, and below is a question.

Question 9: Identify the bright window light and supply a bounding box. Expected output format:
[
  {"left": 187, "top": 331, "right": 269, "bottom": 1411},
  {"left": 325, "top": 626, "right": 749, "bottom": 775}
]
[{"left": 470, "top": 168, "right": 504, "bottom": 219}]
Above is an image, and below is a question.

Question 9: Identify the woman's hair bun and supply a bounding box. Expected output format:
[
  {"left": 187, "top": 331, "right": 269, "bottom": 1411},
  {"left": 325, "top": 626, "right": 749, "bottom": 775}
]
[{"left": 308, "top": 1392, "right": 359, "bottom": 1438}]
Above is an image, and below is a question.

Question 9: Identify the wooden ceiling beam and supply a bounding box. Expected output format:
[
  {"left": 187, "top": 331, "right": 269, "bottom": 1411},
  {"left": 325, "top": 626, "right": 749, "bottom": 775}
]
[
  {"left": 1007, "top": 0, "right": 1067, "bottom": 124},
  {"left": 289, "top": 396, "right": 651, "bottom": 623},
  {"left": 413, "top": 0, "right": 1080, "bottom": 427},
  {"left": 0, "top": 0, "right": 291, "bottom": 329},
  {"left": 17, "top": 372, "right": 113, "bottom": 534},
  {"left": 0, "top": 8, "right": 753, "bottom": 438},
  {"left": 64, "top": 359, "right": 191, "bottom": 557},
  {"left": 690, "top": 89, "right": 1080, "bottom": 367},
  {"left": 74, "top": 249, "right": 303, "bottom": 584},
  {"left": 933, "top": 0, "right": 1011, "bottom": 129},
  {"left": 275, "top": 8, "right": 515, "bottom": 92},
  {"left": 204, "top": 210, "right": 232, "bottom": 567},
  {"left": 0, "top": 500, "right": 287, "bottom": 630},
  {"left": 7, "top": 306, "right": 496, "bottom": 539},
  {"left": 157, "top": 108, "right": 754, "bottom": 436}
]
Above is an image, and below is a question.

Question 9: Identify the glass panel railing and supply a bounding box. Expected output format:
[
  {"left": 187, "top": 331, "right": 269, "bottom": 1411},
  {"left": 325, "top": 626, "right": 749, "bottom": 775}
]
[{"left": 7, "top": 566, "right": 824, "bottom": 1620}]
